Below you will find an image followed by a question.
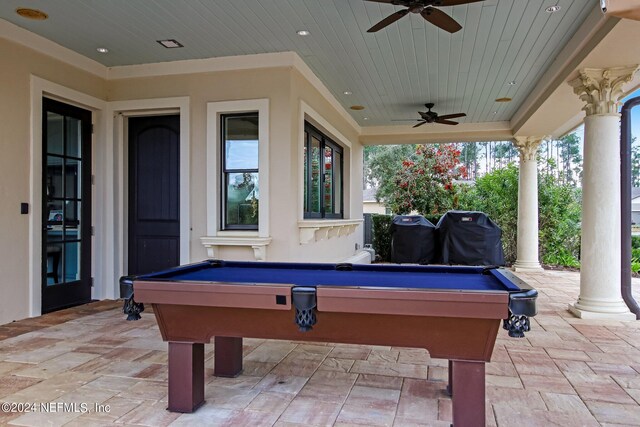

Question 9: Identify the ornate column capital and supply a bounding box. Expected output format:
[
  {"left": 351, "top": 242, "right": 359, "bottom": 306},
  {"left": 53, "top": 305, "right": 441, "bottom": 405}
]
[
  {"left": 569, "top": 66, "right": 639, "bottom": 116},
  {"left": 513, "top": 136, "right": 546, "bottom": 162}
]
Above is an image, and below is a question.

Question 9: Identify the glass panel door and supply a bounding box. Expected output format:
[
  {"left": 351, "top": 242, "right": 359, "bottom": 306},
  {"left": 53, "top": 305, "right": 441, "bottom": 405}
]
[{"left": 42, "top": 98, "right": 92, "bottom": 313}]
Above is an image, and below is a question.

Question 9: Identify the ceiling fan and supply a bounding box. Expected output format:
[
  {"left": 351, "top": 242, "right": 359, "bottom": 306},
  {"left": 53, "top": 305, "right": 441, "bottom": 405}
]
[
  {"left": 393, "top": 103, "right": 466, "bottom": 127},
  {"left": 364, "top": 0, "right": 484, "bottom": 33}
]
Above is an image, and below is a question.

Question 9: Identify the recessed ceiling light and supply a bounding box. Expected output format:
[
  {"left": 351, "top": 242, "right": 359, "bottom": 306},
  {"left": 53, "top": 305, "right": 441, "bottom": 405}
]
[
  {"left": 96, "top": 47, "right": 109, "bottom": 54},
  {"left": 16, "top": 8, "right": 48, "bottom": 20},
  {"left": 495, "top": 97, "right": 512, "bottom": 103},
  {"left": 296, "top": 30, "right": 310, "bottom": 36},
  {"left": 507, "top": 80, "right": 517, "bottom": 86},
  {"left": 350, "top": 105, "right": 365, "bottom": 111},
  {"left": 363, "top": 117, "right": 369, "bottom": 120},
  {"left": 157, "top": 39, "right": 184, "bottom": 48},
  {"left": 493, "top": 111, "right": 498, "bottom": 114},
  {"left": 546, "top": 5, "right": 561, "bottom": 13},
  {"left": 343, "top": 91, "right": 352, "bottom": 95}
]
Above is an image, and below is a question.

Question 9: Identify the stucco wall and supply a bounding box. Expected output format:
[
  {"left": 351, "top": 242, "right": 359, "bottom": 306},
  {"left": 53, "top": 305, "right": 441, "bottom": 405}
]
[
  {"left": 108, "top": 67, "right": 294, "bottom": 262},
  {"left": 0, "top": 38, "right": 107, "bottom": 324},
  {"left": 0, "top": 36, "right": 364, "bottom": 324}
]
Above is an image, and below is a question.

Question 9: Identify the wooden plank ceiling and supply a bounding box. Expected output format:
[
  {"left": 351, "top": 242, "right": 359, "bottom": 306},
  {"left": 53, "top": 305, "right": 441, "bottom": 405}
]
[{"left": 0, "top": 0, "right": 596, "bottom": 126}]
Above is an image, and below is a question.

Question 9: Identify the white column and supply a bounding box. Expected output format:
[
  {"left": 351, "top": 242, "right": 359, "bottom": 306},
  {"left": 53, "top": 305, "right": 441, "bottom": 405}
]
[
  {"left": 568, "top": 66, "right": 638, "bottom": 320},
  {"left": 513, "top": 137, "right": 544, "bottom": 272}
]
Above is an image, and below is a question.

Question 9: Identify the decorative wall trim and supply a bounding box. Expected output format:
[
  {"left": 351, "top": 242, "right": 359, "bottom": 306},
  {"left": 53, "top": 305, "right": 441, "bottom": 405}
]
[
  {"left": 200, "top": 236, "right": 272, "bottom": 261},
  {"left": 298, "top": 219, "right": 363, "bottom": 245}
]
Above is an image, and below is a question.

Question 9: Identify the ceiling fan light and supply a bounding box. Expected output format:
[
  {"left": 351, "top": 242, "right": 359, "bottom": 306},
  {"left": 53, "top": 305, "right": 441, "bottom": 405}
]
[{"left": 546, "top": 5, "right": 561, "bottom": 13}]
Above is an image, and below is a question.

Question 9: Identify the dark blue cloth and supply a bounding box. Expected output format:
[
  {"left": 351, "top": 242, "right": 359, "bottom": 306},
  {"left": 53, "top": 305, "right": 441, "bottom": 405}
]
[{"left": 144, "top": 261, "right": 519, "bottom": 292}]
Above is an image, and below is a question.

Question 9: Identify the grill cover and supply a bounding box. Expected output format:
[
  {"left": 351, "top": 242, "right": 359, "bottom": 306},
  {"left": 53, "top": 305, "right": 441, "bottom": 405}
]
[
  {"left": 390, "top": 215, "right": 436, "bottom": 264},
  {"left": 436, "top": 211, "right": 505, "bottom": 266}
]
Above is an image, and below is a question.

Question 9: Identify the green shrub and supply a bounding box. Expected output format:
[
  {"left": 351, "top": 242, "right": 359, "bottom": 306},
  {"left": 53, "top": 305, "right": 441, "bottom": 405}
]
[
  {"left": 542, "top": 248, "right": 580, "bottom": 268},
  {"left": 457, "top": 164, "right": 582, "bottom": 267},
  {"left": 457, "top": 165, "right": 519, "bottom": 263},
  {"left": 371, "top": 214, "right": 393, "bottom": 262},
  {"left": 537, "top": 173, "right": 582, "bottom": 266},
  {"left": 632, "top": 236, "right": 640, "bottom": 250}
]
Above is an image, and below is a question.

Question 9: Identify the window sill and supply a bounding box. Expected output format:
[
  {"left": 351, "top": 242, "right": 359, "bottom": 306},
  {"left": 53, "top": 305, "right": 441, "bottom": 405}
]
[
  {"left": 297, "top": 219, "right": 363, "bottom": 245},
  {"left": 200, "top": 235, "right": 272, "bottom": 261}
]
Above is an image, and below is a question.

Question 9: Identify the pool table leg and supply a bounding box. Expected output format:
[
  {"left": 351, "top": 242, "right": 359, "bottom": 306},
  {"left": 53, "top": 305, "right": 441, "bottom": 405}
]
[
  {"left": 214, "top": 336, "right": 243, "bottom": 377},
  {"left": 451, "top": 360, "right": 485, "bottom": 427},
  {"left": 167, "top": 342, "right": 205, "bottom": 413}
]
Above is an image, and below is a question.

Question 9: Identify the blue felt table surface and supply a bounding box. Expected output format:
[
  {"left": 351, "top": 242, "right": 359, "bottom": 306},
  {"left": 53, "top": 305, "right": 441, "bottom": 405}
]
[{"left": 141, "top": 261, "right": 521, "bottom": 292}]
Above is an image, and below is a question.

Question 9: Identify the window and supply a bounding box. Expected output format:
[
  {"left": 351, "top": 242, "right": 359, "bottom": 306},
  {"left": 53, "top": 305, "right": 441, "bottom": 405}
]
[
  {"left": 304, "top": 122, "right": 343, "bottom": 219},
  {"left": 221, "top": 113, "right": 259, "bottom": 230}
]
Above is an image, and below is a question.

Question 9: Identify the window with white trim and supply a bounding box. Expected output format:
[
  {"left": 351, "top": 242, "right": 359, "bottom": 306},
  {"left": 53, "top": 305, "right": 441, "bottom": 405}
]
[
  {"left": 221, "top": 112, "right": 259, "bottom": 230},
  {"left": 303, "top": 122, "right": 343, "bottom": 219}
]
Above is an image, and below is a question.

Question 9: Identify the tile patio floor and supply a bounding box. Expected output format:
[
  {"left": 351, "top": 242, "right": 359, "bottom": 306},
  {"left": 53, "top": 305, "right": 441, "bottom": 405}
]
[{"left": 0, "top": 270, "right": 639, "bottom": 426}]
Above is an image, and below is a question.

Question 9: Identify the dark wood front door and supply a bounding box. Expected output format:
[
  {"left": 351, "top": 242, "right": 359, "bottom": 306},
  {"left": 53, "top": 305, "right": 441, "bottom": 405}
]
[
  {"left": 128, "top": 115, "right": 180, "bottom": 275},
  {"left": 42, "top": 98, "right": 92, "bottom": 313}
]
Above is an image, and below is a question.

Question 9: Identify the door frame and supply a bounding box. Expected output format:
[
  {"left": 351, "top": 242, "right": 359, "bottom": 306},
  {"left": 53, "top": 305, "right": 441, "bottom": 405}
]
[
  {"left": 107, "top": 97, "right": 190, "bottom": 291},
  {"left": 29, "top": 76, "right": 106, "bottom": 317}
]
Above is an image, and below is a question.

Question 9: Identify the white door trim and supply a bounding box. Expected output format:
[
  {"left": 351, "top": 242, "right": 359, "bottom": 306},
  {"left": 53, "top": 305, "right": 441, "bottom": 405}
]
[
  {"left": 105, "top": 97, "right": 190, "bottom": 299},
  {"left": 29, "top": 76, "right": 106, "bottom": 317}
]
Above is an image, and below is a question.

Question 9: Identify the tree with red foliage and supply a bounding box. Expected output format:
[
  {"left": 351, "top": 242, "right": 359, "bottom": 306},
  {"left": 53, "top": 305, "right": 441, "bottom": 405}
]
[{"left": 387, "top": 144, "right": 467, "bottom": 215}]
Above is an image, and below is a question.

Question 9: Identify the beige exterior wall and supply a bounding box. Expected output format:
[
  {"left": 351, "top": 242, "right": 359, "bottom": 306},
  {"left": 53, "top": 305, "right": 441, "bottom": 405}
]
[
  {"left": 0, "top": 37, "right": 363, "bottom": 324},
  {"left": 363, "top": 202, "right": 388, "bottom": 215},
  {"left": 108, "top": 67, "right": 294, "bottom": 262},
  {"left": 108, "top": 66, "right": 363, "bottom": 263},
  {"left": 0, "top": 38, "right": 107, "bottom": 324}
]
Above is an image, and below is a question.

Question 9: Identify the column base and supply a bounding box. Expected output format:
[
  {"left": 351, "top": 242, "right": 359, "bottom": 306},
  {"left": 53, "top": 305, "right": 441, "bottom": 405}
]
[
  {"left": 568, "top": 302, "right": 636, "bottom": 321},
  {"left": 512, "top": 260, "right": 543, "bottom": 272}
]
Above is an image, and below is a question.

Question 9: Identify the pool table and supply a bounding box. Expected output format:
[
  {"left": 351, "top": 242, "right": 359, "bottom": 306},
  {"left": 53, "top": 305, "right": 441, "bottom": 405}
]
[{"left": 120, "top": 260, "right": 537, "bottom": 427}]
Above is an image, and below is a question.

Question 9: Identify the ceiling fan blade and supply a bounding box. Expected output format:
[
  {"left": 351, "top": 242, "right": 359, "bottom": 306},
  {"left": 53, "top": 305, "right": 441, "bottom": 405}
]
[
  {"left": 438, "top": 0, "right": 485, "bottom": 6},
  {"left": 413, "top": 121, "right": 428, "bottom": 128},
  {"left": 367, "top": 9, "right": 410, "bottom": 33},
  {"left": 435, "top": 119, "right": 459, "bottom": 125},
  {"left": 437, "top": 113, "right": 466, "bottom": 120},
  {"left": 421, "top": 7, "right": 462, "bottom": 33}
]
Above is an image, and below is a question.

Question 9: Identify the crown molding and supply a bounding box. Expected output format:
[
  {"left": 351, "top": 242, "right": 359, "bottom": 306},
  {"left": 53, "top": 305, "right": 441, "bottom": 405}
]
[
  {"left": 359, "top": 121, "right": 512, "bottom": 145},
  {"left": 106, "top": 51, "right": 297, "bottom": 80},
  {"left": 108, "top": 51, "right": 360, "bottom": 133},
  {"left": 0, "top": 18, "right": 107, "bottom": 78},
  {"left": 291, "top": 55, "right": 361, "bottom": 133}
]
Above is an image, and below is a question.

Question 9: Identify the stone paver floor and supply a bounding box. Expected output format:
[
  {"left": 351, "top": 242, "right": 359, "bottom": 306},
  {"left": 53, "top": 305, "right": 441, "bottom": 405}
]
[{"left": 0, "top": 270, "right": 639, "bottom": 426}]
